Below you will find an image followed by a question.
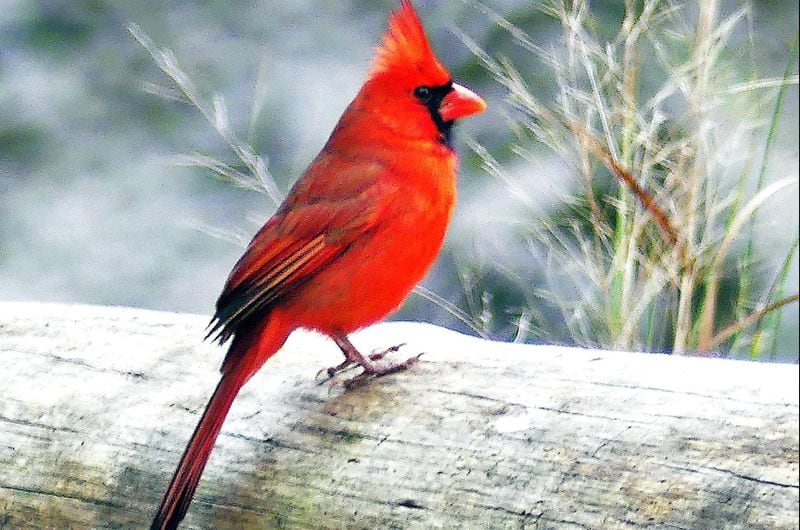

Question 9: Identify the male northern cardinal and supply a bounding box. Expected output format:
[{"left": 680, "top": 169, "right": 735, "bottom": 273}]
[{"left": 151, "top": 1, "right": 485, "bottom": 528}]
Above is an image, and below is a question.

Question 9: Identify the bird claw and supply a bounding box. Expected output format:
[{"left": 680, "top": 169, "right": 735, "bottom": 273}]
[
  {"left": 366, "top": 342, "right": 406, "bottom": 362},
  {"left": 315, "top": 358, "right": 352, "bottom": 384},
  {"left": 315, "top": 343, "right": 418, "bottom": 387},
  {"left": 341, "top": 351, "right": 422, "bottom": 390}
]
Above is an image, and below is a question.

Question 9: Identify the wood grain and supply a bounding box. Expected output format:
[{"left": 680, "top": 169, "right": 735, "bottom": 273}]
[{"left": 1, "top": 302, "right": 797, "bottom": 529}]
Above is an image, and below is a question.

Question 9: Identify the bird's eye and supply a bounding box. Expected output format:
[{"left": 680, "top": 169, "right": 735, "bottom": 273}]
[{"left": 414, "top": 86, "right": 432, "bottom": 102}]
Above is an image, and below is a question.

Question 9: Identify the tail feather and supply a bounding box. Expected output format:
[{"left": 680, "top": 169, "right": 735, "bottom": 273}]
[
  {"left": 151, "top": 311, "right": 291, "bottom": 529},
  {"left": 150, "top": 372, "right": 244, "bottom": 530}
]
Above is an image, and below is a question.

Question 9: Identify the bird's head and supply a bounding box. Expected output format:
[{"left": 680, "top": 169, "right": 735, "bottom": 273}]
[{"left": 358, "top": 0, "right": 486, "bottom": 147}]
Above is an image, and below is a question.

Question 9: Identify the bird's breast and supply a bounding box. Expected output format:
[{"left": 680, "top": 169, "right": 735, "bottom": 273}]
[{"left": 289, "top": 151, "right": 457, "bottom": 333}]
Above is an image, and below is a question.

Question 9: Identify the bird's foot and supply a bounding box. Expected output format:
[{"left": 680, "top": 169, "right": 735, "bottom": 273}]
[
  {"left": 315, "top": 343, "right": 419, "bottom": 387},
  {"left": 341, "top": 350, "right": 422, "bottom": 390}
]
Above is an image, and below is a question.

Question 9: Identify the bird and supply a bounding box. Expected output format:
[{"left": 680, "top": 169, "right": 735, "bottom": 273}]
[{"left": 150, "top": 1, "right": 486, "bottom": 528}]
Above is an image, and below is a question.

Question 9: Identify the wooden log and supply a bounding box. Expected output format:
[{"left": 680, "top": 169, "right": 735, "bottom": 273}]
[{"left": 0, "top": 301, "right": 797, "bottom": 529}]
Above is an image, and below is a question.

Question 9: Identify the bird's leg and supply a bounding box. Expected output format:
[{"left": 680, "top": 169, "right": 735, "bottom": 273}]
[
  {"left": 316, "top": 336, "right": 368, "bottom": 380},
  {"left": 317, "top": 333, "right": 420, "bottom": 387}
]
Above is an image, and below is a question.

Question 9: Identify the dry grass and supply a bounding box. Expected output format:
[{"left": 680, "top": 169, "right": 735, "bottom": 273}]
[
  {"left": 463, "top": 0, "right": 798, "bottom": 356},
  {"left": 127, "top": 23, "right": 284, "bottom": 206}
]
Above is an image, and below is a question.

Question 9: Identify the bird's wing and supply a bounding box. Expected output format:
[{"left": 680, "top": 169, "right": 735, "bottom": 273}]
[{"left": 207, "top": 160, "right": 390, "bottom": 344}]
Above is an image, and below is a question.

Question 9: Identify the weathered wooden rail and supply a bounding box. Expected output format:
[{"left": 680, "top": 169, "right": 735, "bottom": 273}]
[{"left": 1, "top": 302, "right": 797, "bottom": 529}]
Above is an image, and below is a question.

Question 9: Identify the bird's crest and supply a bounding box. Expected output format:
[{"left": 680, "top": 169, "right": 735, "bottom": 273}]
[{"left": 370, "top": 0, "right": 448, "bottom": 82}]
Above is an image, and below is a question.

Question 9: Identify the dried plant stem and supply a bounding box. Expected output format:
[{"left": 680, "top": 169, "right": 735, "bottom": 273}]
[
  {"left": 610, "top": 0, "right": 641, "bottom": 348},
  {"left": 127, "top": 23, "right": 284, "bottom": 206},
  {"left": 697, "top": 179, "right": 798, "bottom": 352},
  {"left": 568, "top": 124, "right": 685, "bottom": 260},
  {"left": 709, "top": 294, "right": 800, "bottom": 351},
  {"left": 412, "top": 286, "right": 491, "bottom": 340},
  {"left": 672, "top": 0, "right": 717, "bottom": 354}
]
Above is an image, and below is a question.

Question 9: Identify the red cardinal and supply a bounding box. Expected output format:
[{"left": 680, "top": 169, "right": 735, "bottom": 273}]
[{"left": 151, "top": 1, "right": 485, "bottom": 528}]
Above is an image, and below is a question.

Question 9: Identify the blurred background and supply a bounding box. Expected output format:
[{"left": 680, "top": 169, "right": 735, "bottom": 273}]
[{"left": 1, "top": 0, "right": 797, "bottom": 359}]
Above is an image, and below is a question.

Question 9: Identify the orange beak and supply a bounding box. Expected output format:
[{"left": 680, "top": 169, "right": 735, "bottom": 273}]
[{"left": 439, "top": 82, "right": 487, "bottom": 122}]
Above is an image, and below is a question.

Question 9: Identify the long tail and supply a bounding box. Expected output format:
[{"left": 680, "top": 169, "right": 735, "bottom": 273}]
[
  {"left": 150, "top": 370, "right": 245, "bottom": 530},
  {"left": 151, "top": 313, "right": 291, "bottom": 530}
]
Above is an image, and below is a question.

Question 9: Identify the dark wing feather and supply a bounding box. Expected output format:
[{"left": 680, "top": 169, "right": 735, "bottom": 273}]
[
  {"left": 206, "top": 231, "right": 337, "bottom": 344},
  {"left": 207, "top": 160, "right": 390, "bottom": 345}
]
